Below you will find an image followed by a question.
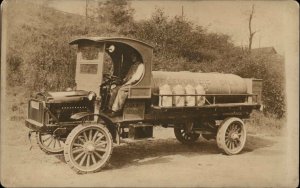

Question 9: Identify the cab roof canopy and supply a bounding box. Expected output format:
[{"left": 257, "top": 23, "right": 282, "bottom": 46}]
[{"left": 69, "top": 37, "right": 153, "bottom": 50}]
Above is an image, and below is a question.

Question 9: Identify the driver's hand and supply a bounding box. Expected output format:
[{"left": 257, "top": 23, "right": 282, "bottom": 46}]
[{"left": 111, "top": 84, "right": 117, "bottom": 89}]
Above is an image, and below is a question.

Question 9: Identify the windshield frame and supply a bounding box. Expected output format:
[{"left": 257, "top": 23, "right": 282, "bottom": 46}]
[{"left": 75, "top": 42, "right": 105, "bottom": 93}]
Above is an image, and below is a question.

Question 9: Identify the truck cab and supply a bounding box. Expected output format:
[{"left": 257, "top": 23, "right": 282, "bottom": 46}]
[{"left": 70, "top": 37, "right": 154, "bottom": 120}]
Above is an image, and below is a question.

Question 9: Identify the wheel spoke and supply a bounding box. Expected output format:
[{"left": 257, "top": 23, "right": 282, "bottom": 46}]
[
  {"left": 43, "top": 135, "right": 52, "bottom": 143},
  {"left": 53, "top": 139, "right": 56, "bottom": 148},
  {"left": 83, "top": 132, "right": 88, "bottom": 141},
  {"left": 95, "top": 134, "right": 105, "bottom": 144},
  {"left": 79, "top": 153, "right": 87, "bottom": 166},
  {"left": 232, "top": 141, "right": 236, "bottom": 149},
  {"left": 72, "top": 148, "right": 84, "bottom": 154},
  {"left": 91, "top": 153, "right": 97, "bottom": 164},
  {"left": 73, "top": 143, "right": 84, "bottom": 147},
  {"left": 92, "top": 131, "right": 99, "bottom": 142},
  {"left": 94, "top": 151, "right": 103, "bottom": 159},
  {"left": 226, "top": 140, "right": 231, "bottom": 148},
  {"left": 225, "top": 139, "right": 230, "bottom": 145},
  {"left": 233, "top": 140, "right": 238, "bottom": 147},
  {"left": 234, "top": 124, "right": 241, "bottom": 132},
  {"left": 231, "top": 125, "right": 236, "bottom": 132},
  {"left": 95, "top": 147, "right": 106, "bottom": 152},
  {"left": 231, "top": 124, "right": 235, "bottom": 131},
  {"left": 88, "top": 129, "right": 93, "bottom": 141},
  {"left": 87, "top": 154, "right": 91, "bottom": 167},
  {"left": 95, "top": 141, "right": 107, "bottom": 147},
  {"left": 77, "top": 136, "right": 86, "bottom": 144},
  {"left": 74, "top": 151, "right": 85, "bottom": 161},
  {"left": 47, "top": 137, "right": 53, "bottom": 147},
  {"left": 233, "top": 141, "right": 237, "bottom": 148},
  {"left": 58, "top": 139, "right": 62, "bottom": 148}
]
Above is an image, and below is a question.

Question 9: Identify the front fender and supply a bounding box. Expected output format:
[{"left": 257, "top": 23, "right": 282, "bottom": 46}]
[
  {"left": 71, "top": 112, "right": 115, "bottom": 127},
  {"left": 71, "top": 112, "right": 117, "bottom": 142},
  {"left": 70, "top": 112, "right": 92, "bottom": 120}
]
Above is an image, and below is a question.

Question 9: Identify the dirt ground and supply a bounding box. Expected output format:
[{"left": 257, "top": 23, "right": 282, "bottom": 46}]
[{"left": 1, "top": 121, "right": 291, "bottom": 187}]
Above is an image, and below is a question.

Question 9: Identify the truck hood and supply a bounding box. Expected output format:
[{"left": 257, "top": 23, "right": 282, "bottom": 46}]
[{"left": 46, "top": 90, "right": 90, "bottom": 103}]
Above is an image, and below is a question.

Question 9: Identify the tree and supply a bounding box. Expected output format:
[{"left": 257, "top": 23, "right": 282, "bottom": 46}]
[
  {"left": 248, "top": 5, "right": 257, "bottom": 52},
  {"left": 95, "top": 0, "right": 134, "bottom": 26}
]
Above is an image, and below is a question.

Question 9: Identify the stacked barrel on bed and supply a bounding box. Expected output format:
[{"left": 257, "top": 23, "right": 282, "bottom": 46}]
[{"left": 152, "top": 71, "right": 250, "bottom": 107}]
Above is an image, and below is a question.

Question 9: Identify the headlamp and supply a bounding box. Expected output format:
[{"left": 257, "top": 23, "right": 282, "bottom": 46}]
[
  {"left": 108, "top": 45, "right": 115, "bottom": 53},
  {"left": 88, "top": 92, "right": 96, "bottom": 101}
]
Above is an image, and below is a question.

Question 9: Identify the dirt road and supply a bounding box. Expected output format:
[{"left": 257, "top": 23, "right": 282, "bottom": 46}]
[{"left": 1, "top": 124, "right": 290, "bottom": 187}]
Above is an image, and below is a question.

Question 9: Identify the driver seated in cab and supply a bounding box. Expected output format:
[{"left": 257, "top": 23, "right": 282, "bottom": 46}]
[{"left": 108, "top": 52, "right": 144, "bottom": 115}]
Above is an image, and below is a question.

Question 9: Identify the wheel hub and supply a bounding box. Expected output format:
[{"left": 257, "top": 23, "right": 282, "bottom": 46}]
[
  {"left": 84, "top": 142, "right": 96, "bottom": 153},
  {"left": 230, "top": 132, "right": 239, "bottom": 140}
]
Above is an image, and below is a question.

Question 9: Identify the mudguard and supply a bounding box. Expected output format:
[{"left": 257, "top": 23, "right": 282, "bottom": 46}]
[
  {"left": 70, "top": 112, "right": 115, "bottom": 127},
  {"left": 70, "top": 112, "right": 92, "bottom": 120},
  {"left": 71, "top": 112, "right": 117, "bottom": 142}
]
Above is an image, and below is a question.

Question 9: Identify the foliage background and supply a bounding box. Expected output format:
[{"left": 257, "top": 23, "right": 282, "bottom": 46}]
[{"left": 6, "top": 0, "right": 285, "bottom": 118}]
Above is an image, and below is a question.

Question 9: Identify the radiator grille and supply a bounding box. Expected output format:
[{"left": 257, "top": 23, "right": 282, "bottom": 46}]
[
  {"left": 28, "top": 100, "right": 44, "bottom": 123},
  {"left": 28, "top": 99, "right": 95, "bottom": 124}
]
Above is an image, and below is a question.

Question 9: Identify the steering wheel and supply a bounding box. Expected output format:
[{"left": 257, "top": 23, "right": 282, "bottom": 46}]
[
  {"left": 102, "top": 74, "right": 122, "bottom": 85},
  {"left": 103, "top": 73, "right": 119, "bottom": 79},
  {"left": 103, "top": 73, "right": 111, "bottom": 80},
  {"left": 110, "top": 75, "right": 120, "bottom": 80}
]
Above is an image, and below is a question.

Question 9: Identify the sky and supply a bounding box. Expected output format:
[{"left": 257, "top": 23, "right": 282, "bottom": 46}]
[{"left": 47, "top": 0, "right": 292, "bottom": 55}]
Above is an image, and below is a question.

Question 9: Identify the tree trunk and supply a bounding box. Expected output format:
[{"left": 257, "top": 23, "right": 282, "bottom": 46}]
[{"left": 248, "top": 5, "right": 256, "bottom": 52}]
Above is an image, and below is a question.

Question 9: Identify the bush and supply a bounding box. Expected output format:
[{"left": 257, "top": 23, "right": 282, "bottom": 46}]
[
  {"left": 246, "top": 111, "right": 286, "bottom": 136},
  {"left": 6, "top": 0, "right": 286, "bottom": 118}
]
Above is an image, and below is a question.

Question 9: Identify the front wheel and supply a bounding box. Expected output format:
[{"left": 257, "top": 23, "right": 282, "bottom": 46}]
[
  {"left": 216, "top": 117, "right": 246, "bottom": 155},
  {"left": 64, "top": 124, "right": 113, "bottom": 174},
  {"left": 36, "top": 132, "right": 65, "bottom": 154}
]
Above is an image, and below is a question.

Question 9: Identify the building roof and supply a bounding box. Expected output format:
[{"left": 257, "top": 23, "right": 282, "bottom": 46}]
[{"left": 251, "top": 47, "right": 277, "bottom": 54}]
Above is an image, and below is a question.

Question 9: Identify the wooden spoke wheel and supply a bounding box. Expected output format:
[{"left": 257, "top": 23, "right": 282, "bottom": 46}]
[
  {"left": 64, "top": 124, "right": 113, "bottom": 174},
  {"left": 36, "top": 132, "right": 65, "bottom": 154},
  {"left": 217, "top": 117, "right": 246, "bottom": 155},
  {"left": 174, "top": 127, "right": 200, "bottom": 144}
]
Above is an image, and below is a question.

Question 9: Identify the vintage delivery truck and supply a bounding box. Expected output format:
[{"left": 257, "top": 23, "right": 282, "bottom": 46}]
[{"left": 25, "top": 37, "right": 262, "bottom": 173}]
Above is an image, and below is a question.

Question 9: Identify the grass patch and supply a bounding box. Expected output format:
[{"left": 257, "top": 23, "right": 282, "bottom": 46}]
[{"left": 246, "top": 111, "right": 286, "bottom": 136}]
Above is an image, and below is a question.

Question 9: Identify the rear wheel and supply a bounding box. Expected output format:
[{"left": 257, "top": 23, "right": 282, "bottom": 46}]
[
  {"left": 216, "top": 117, "right": 246, "bottom": 155},
  {"left": 174, "top": 124, "right": 200, "bottom": 144},
  {"left": 36, "top": 132, "right": 65, "bottom": 154},
  {"left": 64, "top": 124, "right": 113, "bottom": 174}
]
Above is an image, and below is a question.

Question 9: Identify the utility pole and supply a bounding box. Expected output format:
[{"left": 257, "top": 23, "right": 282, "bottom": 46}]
[
  {"left": 181, "top": 5, "right": 184, "bottom": 20},
  {"left": 85, "top": 0, "right": 88, "bottom": 34}
]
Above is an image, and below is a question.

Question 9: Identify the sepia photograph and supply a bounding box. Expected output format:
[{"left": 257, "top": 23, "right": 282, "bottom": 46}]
[{"left": 1, "top": 0, "right": 298, "bottom": 187}]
